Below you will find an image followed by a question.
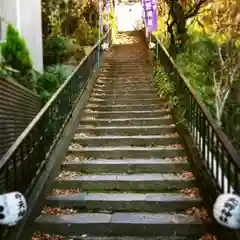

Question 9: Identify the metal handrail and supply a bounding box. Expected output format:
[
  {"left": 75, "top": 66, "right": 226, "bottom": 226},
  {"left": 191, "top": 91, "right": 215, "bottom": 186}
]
[
  {"left": 156, "top": 35, "right": 239, "bottom": 165},
  {"left": 146, "top": 29, "right": 240, "bottom": 195},
  {"left": 0, "top": 27, "right": 112, "bottom": 196}
]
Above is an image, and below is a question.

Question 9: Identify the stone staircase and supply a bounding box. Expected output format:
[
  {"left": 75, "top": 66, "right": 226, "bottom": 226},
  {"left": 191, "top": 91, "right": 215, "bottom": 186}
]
[{"left": 32, "top": 32, "right": 210, "bottom": 239}]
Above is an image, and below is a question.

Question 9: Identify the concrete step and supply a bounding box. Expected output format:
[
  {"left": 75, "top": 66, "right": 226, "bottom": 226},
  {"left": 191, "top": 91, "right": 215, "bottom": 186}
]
[
  {"left": 92, "top": 89, "right": 157, "bottom": 95},
  {"left": 100, "top": 67, "right": 151, "bottom": 71},
  {"left": 96, "top": 79, "right": 153, "bottom": 84},
  {"left": 54, "top": 173, "right": 194, "bottom": 191},
  {"left": 91, "top": 93, "right": 157, "bottom": 100},
  {"left": 32, "top": 33, "right": 210, "bottom": 240},
  {"left": 94, "top": 83, "right": 156, "bottom": 91},
  {"left": 99, "top": 69, "right": 152, "bottom": 73},
  {"left": 104, "top": 58, "right": 148, "bottom": 62},
  {"left": 88, "top": 98, "right": 163, "bottom": 105},
  {"left": 50, "top": 237, "right": 199, "bottom": 240},
  {"left": 96, "top": 75, "right": 152, "bottom": 79},
  {"left": 98, "top": 69, "right": 152, "bottom": 74},
  {"left": 79, "top": 117, "right": 173, "bottom": 126},
  {"left": 31, "top": 234, "right": 199, "bottom": 240},
  {"left": 61, "top": 159, "right": 190, "bottom": 173},
  {"left": 34, "top": 212, "right": 206, "bottom": 237},
  {"left": 95, "top": 81, "right": 155, "bottom": 87},
  {"left": 102, "top": 62, "right": 149, "bottom": 65},
  {"left": 97, "top": 72, "right": 153, "bottom": 77},
  {"left": 77, "top": 125, "right": 176, "bottom": 136},
  {"left": 85, "top": 104, "right": 162, "bottom": 111},
  {"left": 45, "top": 192, "right": 201, "bottom": 212},
  {"left": 83, "top": 110, "right": 170, "bottom": 118},
  {"left": 102, "top": 60, "right": 149, "bottom": 64},
  {"left": 72, "top": 135, "right": 180, "bottom": 147},
  {"left": 99, "top": 71, "right": 152, "bottom": 76},
  {"left": 68, "top": 146, "right": 185, "bottom": 159}
]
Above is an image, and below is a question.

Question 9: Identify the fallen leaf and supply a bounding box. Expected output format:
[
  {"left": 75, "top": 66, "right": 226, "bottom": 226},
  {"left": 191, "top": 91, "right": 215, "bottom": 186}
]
[
  {"left": 199, "top": 233, "right": 217, "bottom": 240},
  {"left": 41, "top": 206, "right": 79, "bottom": 216},
  {"left": 181, "top": 171, "right": 193, "bottom": 178},
  {"left": 50, "top": 188, "right": 81, "bottom": 195},
  {"left": 185, "top": 206, "right": 210, "bottom": 221},
  {"left": 181, "top": 187, "right": 200, "bottom": 198}
]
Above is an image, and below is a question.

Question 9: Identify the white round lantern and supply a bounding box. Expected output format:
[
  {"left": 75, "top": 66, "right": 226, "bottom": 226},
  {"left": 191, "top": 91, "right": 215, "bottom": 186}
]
[
  {"left": 0, "top": 191, "right": 27, "bottom": 226},
  {"left": 213, "top": 193, "right": 240, "bottom": 229}
]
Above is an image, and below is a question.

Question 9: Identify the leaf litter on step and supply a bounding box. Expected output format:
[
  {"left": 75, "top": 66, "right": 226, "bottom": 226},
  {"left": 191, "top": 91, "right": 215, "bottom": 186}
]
[
  {"left": 181, "top": 187, "right": 200, "bottom": 198},
  {"left": 32, "top": 232, "right": 87, "bottom": 240},
  {"left": 49, "top": 188, "right": 81, "bottom": 195}
]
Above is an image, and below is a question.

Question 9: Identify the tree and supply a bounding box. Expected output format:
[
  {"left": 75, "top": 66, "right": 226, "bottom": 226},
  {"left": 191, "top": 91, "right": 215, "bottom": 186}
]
[
  {"left": 157, "top": 0, "right": 208, "bottom": 55},
  {"left": 209, "top": 0, "right": 240, "bottom": 126},
  {"left": 212, "top": 42, "right": 240, "bottom": 126}
]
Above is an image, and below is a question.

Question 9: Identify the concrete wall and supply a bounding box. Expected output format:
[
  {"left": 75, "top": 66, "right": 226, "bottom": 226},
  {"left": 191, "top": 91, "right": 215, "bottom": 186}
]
[
  {"left": 0, "top": 0, "right": 18, "bottom": 40},
  {"left": 0, "top": 0, "right": 43, "bottom": 73},
  {"left": 18, "top": 0, "right": 43, "bottom": 72}
]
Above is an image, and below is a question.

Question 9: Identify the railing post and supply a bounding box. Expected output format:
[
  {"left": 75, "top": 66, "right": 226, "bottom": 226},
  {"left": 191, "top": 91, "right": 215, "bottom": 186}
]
[{"left": 156, "top": 41, "right": 159, "bottom": 60}]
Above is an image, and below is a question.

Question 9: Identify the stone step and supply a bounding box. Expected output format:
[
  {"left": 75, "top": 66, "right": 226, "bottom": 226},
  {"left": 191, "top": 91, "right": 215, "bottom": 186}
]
[
  {"left": 94, "top": 83, "right": 156, "bottom": 90},
  {"left": 53, "top": 237, "right": 199, "bottom": 240},
  {"left": 91, "top": 93, "right": 157, "bottom": 100},
  {"left": 72, "top": 135, "right": 180, "bottom": 147},
  {"left": 101, "top": 61, "right": 150, "bottom": 64},
  {"left": 99, "top": 70, "right": 152, "bottom": 75},
  {"left": 96, "top": 75, "right": 152, "bottom": 79},
  {"left": 62, "top": 159, "right": 189, "bottom": 173},
  {"left": 31, "top": 34, "right": 210, "bottom": 240},
  {"left": 95, "top": 77, "right": 156, "bottom": 85},
  {"left": 101, "top": 64, "right": 151, "bottom": 68},
  {"left": 98, "top": 75, "right": 152, "bottom": 80},
  {"left": 92, "top": 89, "right": 157, "bottom": 95},
  {"left": 99, "top": 70, "right": 152, "bottom": 74},
  {"left": 86, "top": 104, "right": 162, "bottom": 112},
  {"left": 45, "top": 192, "right": 201, "bottom": 212},
  {"left": 96, "top": 79, "right": 153, "bottom": 84},
  {"left": 68, "top": 146, "right": 185, "bottom": 159},
  {"left": 101, "top": 61, "right": 150, "bottom": 65},
  {"left": 77, "top": 125, "right": 176, "bottom": 136},
  {"left": 88, "top": 98, "right": 162, "bottom": 105},
  {"left": 83, "top": 110, "right": 170, "bottom": 118},
  {"left": 103, "top": 55, "right": 147, "bottom": 59},
  {"left": 34, "top": 212, "right": 206, "bottom": 237},
  {"left": 100, "top": 67, "right": 150, "bottom": 71},
  {"left": 79, "top": 117, "right": 173, "bottom": 126},
  {"left": 102, "top": 63, "right": 149, "bottom": 66},
  {"left": 54, "top": 173, "right": 193, "bottom": 191}
]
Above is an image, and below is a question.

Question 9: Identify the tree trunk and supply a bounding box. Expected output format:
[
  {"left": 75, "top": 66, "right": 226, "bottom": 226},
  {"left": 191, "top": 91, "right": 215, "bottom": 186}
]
[{"left": 168, "top": 0, "right": 187, "bottom": 57}]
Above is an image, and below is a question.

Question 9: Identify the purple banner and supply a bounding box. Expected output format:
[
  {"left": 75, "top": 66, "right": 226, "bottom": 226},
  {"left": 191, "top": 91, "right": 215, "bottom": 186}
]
[
  {"left": 142, "top": 0, "right": 158, "bottom": 32},
  {"left": 105, "top": 0, "right": 109, "bottom": 32},
  {"left": 99, "top": 0, "right": 103, "bottom": 33}
]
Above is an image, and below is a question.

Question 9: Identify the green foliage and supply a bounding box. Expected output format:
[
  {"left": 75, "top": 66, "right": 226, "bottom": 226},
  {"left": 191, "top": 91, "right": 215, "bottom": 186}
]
[
  {"left": 43, "top": 35, "right": 72, "bottom": 65},
  {"left": 0, "top": 62, "right": 19, "bottom": 79},
  {"left": 175, "top": 34, "right": 217, "bottom": 114},
  {"left": 0, "top": 24, "right": 32, "bottom": 75},
  {"left": 153, "top": 65, "right": 180, "bottom": 109},
  {"left": 36, "top": 64, "right": 74, "bottom": 102},
  {"left": 73, "top": 20, "right": 99, "bottom": 46},
  {"left": 0, "top": 24, "right": 36, "bottom": 89}
]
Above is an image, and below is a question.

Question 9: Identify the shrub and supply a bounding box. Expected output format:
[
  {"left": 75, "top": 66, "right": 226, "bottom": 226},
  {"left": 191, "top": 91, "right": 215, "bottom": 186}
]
[
  {"left": 36, "top": 64, "right": 74, "bottom": 102},
  {"left": 43, "top": 35, "right": 71, "bottom": 65},
  {"left": 0, "top": 24, "right": 32, "bottom": 75},
  {"left": 73, "top": 19, "right": 99, "bottom": 46},
  {"left": 153, "top": 65, "right": 180, "bottom": 109},
  {"left": 0, "top": 62, "right": 19, "bottom": 79},
  {"left": 175, "top": 34, "right": 217, "bottom": 113}
]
